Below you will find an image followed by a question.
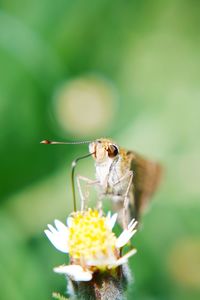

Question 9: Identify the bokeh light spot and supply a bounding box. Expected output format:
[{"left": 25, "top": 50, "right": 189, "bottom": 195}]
[
  {"left": 167, "top": 238, "right": 200, "bottom": 290},
  {"left": 54, "top": 75, "right": 118, "bottom": 137}
]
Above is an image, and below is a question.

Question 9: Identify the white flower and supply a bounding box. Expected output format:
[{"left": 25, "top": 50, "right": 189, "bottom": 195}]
[{"left": 45, "top": 209, "right": 137, "bottom": 282}]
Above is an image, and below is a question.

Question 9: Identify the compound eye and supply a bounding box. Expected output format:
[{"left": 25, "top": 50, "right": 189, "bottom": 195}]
[{"left": 107, "top": 144, "right": 119, "bottom": 157}]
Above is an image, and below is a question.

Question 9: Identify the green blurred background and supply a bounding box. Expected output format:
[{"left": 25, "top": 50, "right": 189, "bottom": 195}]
[{"left": 0, "top": 0, "right": 200, "bottom": 299}]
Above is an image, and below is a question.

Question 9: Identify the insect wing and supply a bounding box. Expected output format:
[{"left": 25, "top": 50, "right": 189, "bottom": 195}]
[{"left": 129, "top": 151, "right": 162, "bottom": 219}]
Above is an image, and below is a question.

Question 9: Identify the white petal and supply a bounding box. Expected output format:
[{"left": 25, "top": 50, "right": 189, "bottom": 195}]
[
  {"left": 47, "top": 224, "right": 57, "bottom": 233},
  {"left": 107, "top": 211, "right": 111, "bottom": 219},
  {"left": 44, "top": 229, "right": 54, "bottom": 242},
  {"left": 115, "top": 248, "right": 137, "bottom": 266},
  {"left": 54, "top": 265, "right": 92, "bottom": 281},
  {"left": 116, "top": 229, "right": 137, "bottom": 248},
  {"left": 128, "top": 218, "right": 136, "bottom": 229},
  {"left": 128, "top": 220, "right": 138, "bottom": 232},
  {"left": 54, "top": 219, "right": 69, "bottom": 234},
  {"left": 67, "top": 217, "right": 73, "bottom": 227},
  {"left": 108, "top": 248, "right": 137, "bottom": 268},
  {"left": 106, "top": 213, "right": 118, "bottom": 230},
  {"left": 115, "top": 219, "right": 137, "bottom": 248},
  {"left": 44, "top": 225, "right": 69, "bottom": 253}
]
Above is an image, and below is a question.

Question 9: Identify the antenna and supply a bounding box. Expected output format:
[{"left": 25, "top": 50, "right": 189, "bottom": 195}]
[
  {"left": 71, "top": 152, "right": 93, "bottom": 212},
  {"left": 40, "top": 139, "right": 92, "bottom": 145}
]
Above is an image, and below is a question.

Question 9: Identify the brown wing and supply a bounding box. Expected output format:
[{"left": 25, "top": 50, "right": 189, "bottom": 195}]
[{"left": 129, "top": 151, "right": 162, "bottom": 220}]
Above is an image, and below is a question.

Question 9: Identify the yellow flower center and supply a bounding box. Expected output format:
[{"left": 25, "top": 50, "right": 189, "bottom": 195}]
[{"left": 68, "top": 209, "right": 117, "bottom": 260}]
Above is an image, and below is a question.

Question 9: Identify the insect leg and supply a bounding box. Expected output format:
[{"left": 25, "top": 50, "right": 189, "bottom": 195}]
[
  {"left": 112, "top": 171, "right": 134, "bottom": 228},
  {"left": 112, "top": 170, "right": 133, "bottom": 187},
  {"left": 76, "top": 175, "right": 99, "bottom": 211},
  {"left": 76, "top": 175, "right": 87, "bottom": 211},
  {"left": 71, "top": 152, "right": 94, "bottom": 211},
  {"left": 122, "top": 171, "right": 133, "bottom": 229}
]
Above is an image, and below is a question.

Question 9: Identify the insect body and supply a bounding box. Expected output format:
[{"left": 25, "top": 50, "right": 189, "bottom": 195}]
[
  {"left": 41, "top": 138, "right": 162, "bottom": 227},
  {"left": 77, "top": 138, "right": 162, "bottom": 227}
]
